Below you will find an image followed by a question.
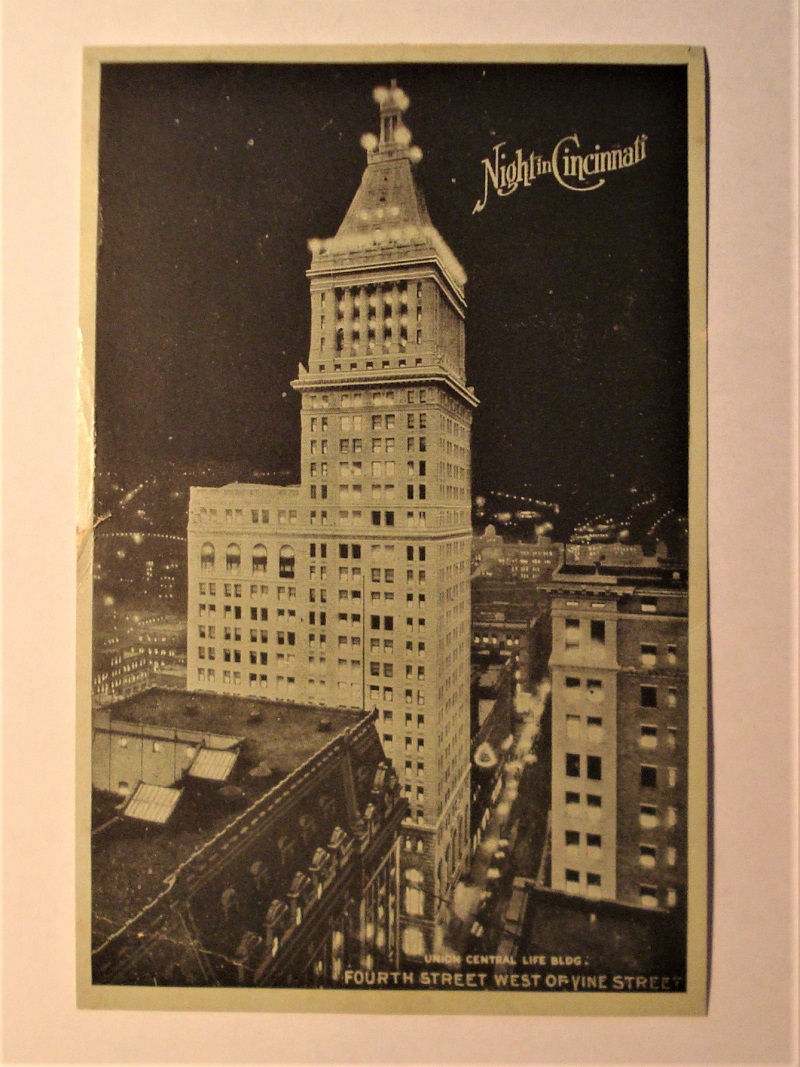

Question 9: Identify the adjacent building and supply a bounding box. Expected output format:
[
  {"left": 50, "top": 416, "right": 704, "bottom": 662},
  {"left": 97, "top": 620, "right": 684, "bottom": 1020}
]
[
  {"left": 546, "top": 560, "right": 688, "bottom": 912},
  {"left": 91, "top": 689, "right": 407, "bottom": 986},
  {"left": 186, "top": 83, "right": 477, "bottom": 957}
]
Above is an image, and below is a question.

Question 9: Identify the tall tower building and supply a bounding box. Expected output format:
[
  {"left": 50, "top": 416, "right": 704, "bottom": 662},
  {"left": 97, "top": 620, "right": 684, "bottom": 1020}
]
[{"left": 187, "top": 82, "right": 478, "bottom": 958}]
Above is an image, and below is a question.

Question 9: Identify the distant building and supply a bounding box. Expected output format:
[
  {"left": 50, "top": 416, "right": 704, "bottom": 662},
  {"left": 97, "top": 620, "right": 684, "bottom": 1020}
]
[
  {"left": 564, "top": 541, "right": 667, "bottom": 567},
  {"left": 546, "top": 560, "right": 688, "bottom": 912},
  {"left": 185, "top": 83, "right": 476, "bottom": 958},
  {"left": 91, "top": 689, "right": 407, "bottom": 986},
  {"left": 472, "top": 525, "right": 562, "bottom": 581},
  {"left": 471, "top": 577, "right": 551, "bottom": 691},
  {"left": 92, "top": 645, "right": 150, "bottom": 704}
]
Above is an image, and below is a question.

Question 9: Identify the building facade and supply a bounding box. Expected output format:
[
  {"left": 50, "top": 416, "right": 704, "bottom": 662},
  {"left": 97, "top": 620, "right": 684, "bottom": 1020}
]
[
  {"left": 547, "top": 562, "right": 688, "bottom": 912},
  {"left": 186, "top": 83, "right": 477, "bottom": 957}
]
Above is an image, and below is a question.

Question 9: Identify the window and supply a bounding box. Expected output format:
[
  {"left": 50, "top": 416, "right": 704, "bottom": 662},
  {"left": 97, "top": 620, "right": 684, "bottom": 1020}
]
[
  {"left": 566, "top": 714, "right": 580, "bottom": 738},
  {"left": 667, "top": 643, "right": 677, "bottom": 665},
  {"left": 639, "top": 884, "right": 658, "bottom": 908},
  {"left": 252, "top": 544, "right": 267, "bottom": 573},
  {"left": 641, "top": 643, "right": 657, "bottom": 667},
  {"left": 201, "top": 542, "right": 215, "bottom": 572},
  {"left": 587, "top": 755, "right": 602, "bottom": 781},
  {"left": 225, "top": 543, "right": 241, "bottom": 573},
  {"left": 590, "top": 620, "right": 605, "bottom": 646},
  {"left": 641, "top": 765, "right": 658, "bottom": 788},
  {"left": 587, "top": 716, "right": 603, "bottom": 741},
  {"left": 565, "top": 618, "right": 580, "bottom": 649},
  {"left": 279, "top": 545, "right": 295, "bottom": 579},
  {"left": 667, "top": 686, "right": 678, "bottom": 708},
  {"left": 565, "top": 869, "right": 580, "bottom": 892},
  {"left": 565, "top": 753, "right": 580, "bottom": 777},
  {"left": 639, "top": 844, "right": 657, "bottom": 868},
  {"left": 640, "top": 804, "right": 658, "bottom": 828},
  {"left": 565, "top": 830, "right": 580, "bottom": 848},
  {"left": 641, "top": 685, "right": 658, "bottom": 708},
  {"left": 641, "top": 597, "right": 657, "bottom": 613},
  {"left": 640, "top": 724, "right": 658, "bottom": 749}
]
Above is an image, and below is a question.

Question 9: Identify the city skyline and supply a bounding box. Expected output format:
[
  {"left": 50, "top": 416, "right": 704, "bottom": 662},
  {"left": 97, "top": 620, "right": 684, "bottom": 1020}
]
[{"left": 95, "top": 62, "right": 689, "bottom": 517}]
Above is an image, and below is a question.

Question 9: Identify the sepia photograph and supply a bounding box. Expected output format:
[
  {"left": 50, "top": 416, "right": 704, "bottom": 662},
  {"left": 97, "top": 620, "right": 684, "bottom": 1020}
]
[{"left": 78, "top": 48, "right": 708, "bottom": 1012}]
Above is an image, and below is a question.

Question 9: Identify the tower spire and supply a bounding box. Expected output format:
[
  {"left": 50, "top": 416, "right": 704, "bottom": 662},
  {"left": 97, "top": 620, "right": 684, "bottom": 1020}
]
[{"left": 360, "top": 81, "right": 422, "bottom": 164}]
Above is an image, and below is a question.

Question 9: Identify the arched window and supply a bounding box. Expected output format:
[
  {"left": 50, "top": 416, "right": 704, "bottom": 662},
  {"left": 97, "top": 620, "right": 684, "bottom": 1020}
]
[
  {"left": 226, "top": 543, "right": 241, "bottom": 573},
  {"left": 252, "top": 543, "right": 267, "bottom": 573},
  {"left": 201, "top": 542, "right": 215, "bottom": 572},
  {"left": 279, "top": 545, "right": 295, "bottom": 579}
]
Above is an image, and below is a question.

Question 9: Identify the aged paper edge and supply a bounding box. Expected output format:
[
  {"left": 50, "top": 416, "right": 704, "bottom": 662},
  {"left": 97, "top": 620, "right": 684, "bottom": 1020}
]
[{"left": 76, "top": 42, "right": 709, "bottom": 1016}]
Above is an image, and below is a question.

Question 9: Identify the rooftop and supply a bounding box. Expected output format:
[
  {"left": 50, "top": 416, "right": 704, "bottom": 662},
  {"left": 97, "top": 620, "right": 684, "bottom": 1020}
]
[{"left": 92, "top": 688, "right": 364, "bottom": 942}]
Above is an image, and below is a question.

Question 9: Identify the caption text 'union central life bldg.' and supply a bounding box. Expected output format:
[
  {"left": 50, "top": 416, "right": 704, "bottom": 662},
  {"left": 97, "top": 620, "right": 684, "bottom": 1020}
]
[{"left": 187, "top": 83, "right": 478, "bottom": 958}]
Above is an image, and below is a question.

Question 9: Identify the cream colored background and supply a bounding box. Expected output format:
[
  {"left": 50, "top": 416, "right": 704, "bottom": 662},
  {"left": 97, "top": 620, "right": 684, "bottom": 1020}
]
[{"left": 2, "top": 1, "right": 797, "bottom": 1063}]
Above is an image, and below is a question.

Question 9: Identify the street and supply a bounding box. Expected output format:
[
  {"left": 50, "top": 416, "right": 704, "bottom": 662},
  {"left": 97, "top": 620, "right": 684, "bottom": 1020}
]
[{"left": 444, "top": 679, "right": 552, "bottom": 957}]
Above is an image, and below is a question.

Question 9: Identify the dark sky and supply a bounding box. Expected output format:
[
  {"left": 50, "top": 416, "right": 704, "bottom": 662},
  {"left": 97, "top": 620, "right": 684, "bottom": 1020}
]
[{"left": 95, "top": 61, "right": 689, "bottom": 515}]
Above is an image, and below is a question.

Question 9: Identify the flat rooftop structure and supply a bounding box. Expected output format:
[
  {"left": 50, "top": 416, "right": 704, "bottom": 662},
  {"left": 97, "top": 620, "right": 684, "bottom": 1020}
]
[
  {"left": 104, "top": 687, "right": 360, "bottom": 776},
  {"left": 91, "top": 688, "right": 364, "bottom": 944},
  {"left": 552, "top": 563, "right": 688, "bottom": 588}
]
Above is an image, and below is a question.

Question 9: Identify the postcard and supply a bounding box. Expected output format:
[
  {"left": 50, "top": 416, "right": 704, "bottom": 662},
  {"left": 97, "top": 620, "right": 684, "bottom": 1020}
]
[{"left": 77, "top": 45, "right": 708, "bottom": 1014}]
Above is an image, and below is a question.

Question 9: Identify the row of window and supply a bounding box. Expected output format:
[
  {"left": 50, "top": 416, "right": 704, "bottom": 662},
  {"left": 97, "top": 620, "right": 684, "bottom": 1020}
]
[
  {"left": 565, "top": 753, "right": 603, "bottom": 780},
  {"left": 309, "top": 413, "right": 429, "bottom": 432},
  {"left": 563, "top": 676, "right": 681, "bottom": 710},
  {"left": 200, "top": 544, "right": 295, "bottom": 577},
  {"left": 309, "top": 437, "right": 427, "bottom": 455},
  {"left": 564, "top": 791, "right": 679, "bottom": 827},
  {"left": 314, "top": 483, "right": 428, "bottom": 502},
  {"left": 383, "top": 734, "right": 426, "bottom": 750},
  {"left": 196, "top": 668, "right": 304, "bottom": 688},
  {"left": 304, "top": 385, "right": 432, "bottom": 410},
  {"left": 198, "top": 507, "right": 300, "bottom": 525},
  {"left": 563, "top": 870, "right": 678, "bottom": 908},
  {"left": 369, "top": 662, "right": 425, "bottom": 680},
  {"left": 370, "top": 686, "right": 426, "bottom": 707}
]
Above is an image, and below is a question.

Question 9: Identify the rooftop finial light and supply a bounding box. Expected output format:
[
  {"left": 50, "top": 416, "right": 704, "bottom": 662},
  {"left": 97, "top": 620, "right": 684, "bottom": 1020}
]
[{"left": 366, "top": 82, "right": 419, "bottom": 161}]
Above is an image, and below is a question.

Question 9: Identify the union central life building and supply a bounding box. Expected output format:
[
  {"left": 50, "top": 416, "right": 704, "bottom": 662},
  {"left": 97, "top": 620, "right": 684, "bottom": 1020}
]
[{"left": 187, "top": 84, "right": 477, "bottom": 958}]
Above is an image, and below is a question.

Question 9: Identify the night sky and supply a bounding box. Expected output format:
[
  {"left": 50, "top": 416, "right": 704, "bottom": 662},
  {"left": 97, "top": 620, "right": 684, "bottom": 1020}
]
[{"left": 95, "top": 62, "right": 689, "bottom": 518}]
